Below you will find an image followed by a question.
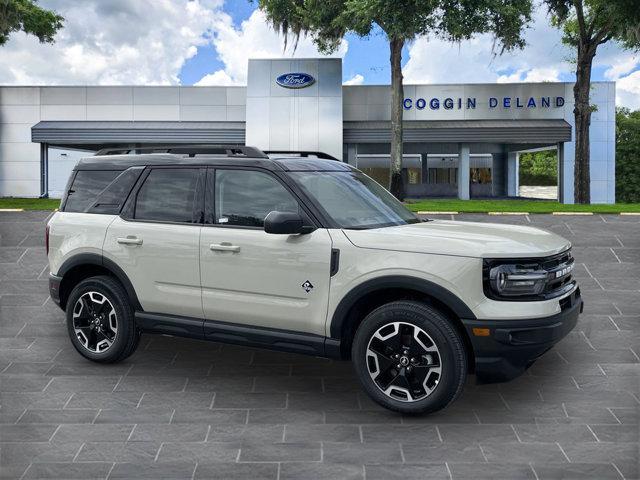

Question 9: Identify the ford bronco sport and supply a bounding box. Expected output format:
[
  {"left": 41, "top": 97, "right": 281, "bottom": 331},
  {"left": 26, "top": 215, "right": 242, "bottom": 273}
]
[{"left": 47, "top": 145, "right": 582, "bottom": 414}]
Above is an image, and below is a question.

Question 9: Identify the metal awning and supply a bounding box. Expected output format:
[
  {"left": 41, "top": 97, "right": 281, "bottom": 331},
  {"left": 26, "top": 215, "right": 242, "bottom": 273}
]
[
  {"left": 344, "top": 119, "right": 572, "bottom": 144},
  {"left": 32, "top": 121, "right": 246, "bottom": 145}
]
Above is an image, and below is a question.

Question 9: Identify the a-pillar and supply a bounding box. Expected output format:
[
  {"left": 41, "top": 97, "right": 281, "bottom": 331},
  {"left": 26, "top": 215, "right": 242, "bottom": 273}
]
[{"left": 457, "top": 143, "right": 470, "bottom": 200}]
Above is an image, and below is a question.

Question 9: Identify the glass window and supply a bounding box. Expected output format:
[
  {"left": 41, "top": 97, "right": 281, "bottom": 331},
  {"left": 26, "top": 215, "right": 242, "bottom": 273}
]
[
  {"left": 135, "top": 168, "right": 200, "bottom": 223},
  {"left": 88, "top": 168, "right": 143, "bottom": 214},
  {"left": 471, "top": 168, "right": 492, "bottom": 184},
  {"left": 215, "top": 170, "right": 298, "bottom": 227},
  {"left": 64, "top": 170, "right": 121, "bottom": 212},
  {"left": 291, "top": 171, "right": 420, "bottom": 230}
]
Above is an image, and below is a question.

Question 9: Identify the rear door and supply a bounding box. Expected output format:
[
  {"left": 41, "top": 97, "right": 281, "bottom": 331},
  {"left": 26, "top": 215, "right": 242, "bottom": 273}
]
[
  {"left": 103, "top": 166, "right": 205, "bottom": 319},
  {"left": 199, "top": 167, "right": 333, "bottom": 336}
]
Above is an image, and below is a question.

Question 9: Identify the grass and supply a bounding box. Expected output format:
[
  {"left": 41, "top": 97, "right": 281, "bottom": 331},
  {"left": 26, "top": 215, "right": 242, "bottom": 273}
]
[
  {"left": 1, "top": 197, "right": 639, "bottom": 214},
  {"left": 404, "top": 199, "right": 640, "bottom": 214},
  {"left": 0, "top": 198, "right": 60, "bottom": 211}
]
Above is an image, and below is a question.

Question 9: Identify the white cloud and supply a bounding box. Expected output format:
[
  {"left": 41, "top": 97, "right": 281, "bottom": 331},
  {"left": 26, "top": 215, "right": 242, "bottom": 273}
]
[
  {"left": 497, "top": 67, "right": 561, "bottom": 83},
  {"left": 403, "top": 8, "right": 572, "bottom": 85},
  {"left": 196, "top": 9, "right": 348, "bottom": 86},
  {"left": 616, "top": 70, "right": 640, "bottom": 110},
  {"left": 343, "top": 74, "right": 364, "bottom": 85},
  {"left": 0, "top": 0, "right": 223, "bottom": 85}
]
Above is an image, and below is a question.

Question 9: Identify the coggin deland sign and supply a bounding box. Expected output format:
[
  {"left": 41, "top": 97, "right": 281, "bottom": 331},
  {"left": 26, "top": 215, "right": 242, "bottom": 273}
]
[{"left": 403, "top": 95, "right": 565, "bottom": 110}]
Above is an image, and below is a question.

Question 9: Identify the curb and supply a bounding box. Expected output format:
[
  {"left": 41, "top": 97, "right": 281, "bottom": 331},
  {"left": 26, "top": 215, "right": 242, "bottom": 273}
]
[
  {"left": 620, "top": 212, "right": 640, "bottom": 216},
  {"left": 488, "top": 212, "right": 529, "bottom": 215},
  {"left": 551, "top": 212, "right": 593, "bottom": 216},
  {"left": 0, "top": 208, "right": 24, "bottom": 212}
]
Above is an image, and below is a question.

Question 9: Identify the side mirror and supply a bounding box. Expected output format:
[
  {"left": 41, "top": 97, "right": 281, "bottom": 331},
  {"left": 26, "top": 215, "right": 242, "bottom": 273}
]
[{"left": 264, "top": 211, "right": 309, "bottom": 234}]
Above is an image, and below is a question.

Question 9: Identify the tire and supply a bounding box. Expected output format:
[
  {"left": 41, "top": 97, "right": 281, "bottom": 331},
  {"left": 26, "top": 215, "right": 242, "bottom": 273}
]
[
  {"left": 66, "top": 275, "right": 140, "bottom": 363},
  {"left": 352, "top": 300, "right": 467, "bottom": 414}
]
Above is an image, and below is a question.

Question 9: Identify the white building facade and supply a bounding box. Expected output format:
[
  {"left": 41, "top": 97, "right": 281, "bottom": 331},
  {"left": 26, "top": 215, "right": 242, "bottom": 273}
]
[{"left": 0, "top": 58, "right": 616, "bottom": 203}]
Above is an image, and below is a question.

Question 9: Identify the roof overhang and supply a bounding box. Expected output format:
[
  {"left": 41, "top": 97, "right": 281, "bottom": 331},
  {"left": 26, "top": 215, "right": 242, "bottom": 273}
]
[
  {"left": 344, "top": 119, "right": 572, "bottom": 144},
  {"left": 31, "top": 121, "right": 246, "bottom": 145}
]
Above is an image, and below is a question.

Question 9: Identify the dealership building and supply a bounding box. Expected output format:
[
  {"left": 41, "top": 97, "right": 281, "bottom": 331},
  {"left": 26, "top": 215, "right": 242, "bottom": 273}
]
[{"left": 0, "top": 58, "right": 616, "bottom": 203}]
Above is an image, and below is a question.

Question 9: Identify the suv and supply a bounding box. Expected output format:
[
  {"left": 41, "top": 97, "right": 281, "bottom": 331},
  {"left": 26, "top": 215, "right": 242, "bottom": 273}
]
[{"left": 47, "top": 145, "right": 582, "bottom": 414}]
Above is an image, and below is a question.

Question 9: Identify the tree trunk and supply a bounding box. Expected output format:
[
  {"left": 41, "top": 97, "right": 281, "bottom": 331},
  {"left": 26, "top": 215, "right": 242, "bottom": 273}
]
[
  {"left": 389, "top": 36, "right": 405, "bottom": 200},
  {"left": 573, "top": 45, "right": 595, "bottom": 204}
]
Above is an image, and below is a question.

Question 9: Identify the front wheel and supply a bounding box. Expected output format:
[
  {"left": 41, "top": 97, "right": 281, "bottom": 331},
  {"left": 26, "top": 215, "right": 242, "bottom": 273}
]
[
  {"left": 352, "top": 301, "right": 467, "bottom": 414},
  {"left": 66, "top": 275, "right": 140, "bottom": 363}
]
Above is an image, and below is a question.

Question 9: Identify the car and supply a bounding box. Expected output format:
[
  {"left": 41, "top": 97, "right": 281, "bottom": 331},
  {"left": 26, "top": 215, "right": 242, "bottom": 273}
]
[{"left": 46, "top": 144, "right": 582, "bottom": 414}]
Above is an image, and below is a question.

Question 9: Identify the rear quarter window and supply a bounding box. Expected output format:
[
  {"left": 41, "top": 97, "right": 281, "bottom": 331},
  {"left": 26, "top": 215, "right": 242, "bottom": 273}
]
[{"left": 63, "top": 170, "right": 121, "bottom": 213}]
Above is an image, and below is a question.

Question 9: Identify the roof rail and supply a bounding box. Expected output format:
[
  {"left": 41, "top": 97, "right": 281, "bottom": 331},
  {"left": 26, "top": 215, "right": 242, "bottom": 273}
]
[
  {"left": 264, "top": 150, "right": 339, "bottom": 161},
  {"left": 95, "top": 144, "right": 268, "bottom": 159}
]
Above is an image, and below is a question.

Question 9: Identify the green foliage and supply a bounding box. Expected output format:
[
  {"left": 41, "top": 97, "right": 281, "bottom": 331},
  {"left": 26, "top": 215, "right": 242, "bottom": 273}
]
[
  {"left": 519, "top": 150, "right": 558, "bottom": 186},
  {"left": 545, "top": 0, "right": 640, "bottom": 51},
  {"left": 404, "top": 199, "right": 640, "bottom": 214},
  {"left": 0, "top": 0, "right": 64, "bottom": 46},
  {"left": 616, "top": 108, "right": 640, "bottom": 203},
  {"left": 258, "top": 0, "right": 532, "bottom": 53}
]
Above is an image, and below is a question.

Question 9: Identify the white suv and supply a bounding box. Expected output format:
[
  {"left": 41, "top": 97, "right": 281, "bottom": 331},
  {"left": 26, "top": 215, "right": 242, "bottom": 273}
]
[{"left": 47, "top": 145, "right": 582, "bottom": 414}]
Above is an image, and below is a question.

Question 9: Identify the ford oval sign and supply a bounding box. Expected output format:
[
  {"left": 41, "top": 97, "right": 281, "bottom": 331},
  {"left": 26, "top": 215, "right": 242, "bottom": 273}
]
[{"left": 276, "top": 73, "right": 315, "bottom": 89}]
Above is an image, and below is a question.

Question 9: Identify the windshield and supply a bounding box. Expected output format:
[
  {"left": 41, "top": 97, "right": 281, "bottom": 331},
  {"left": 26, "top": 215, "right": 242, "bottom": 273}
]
[{"left": 291, "top": 171, "right": 421, "bottom": 229}]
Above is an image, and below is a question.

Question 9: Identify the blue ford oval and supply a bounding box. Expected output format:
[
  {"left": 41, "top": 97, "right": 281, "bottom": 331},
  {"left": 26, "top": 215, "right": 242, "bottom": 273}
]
[{"left": 276, "top": 73, "right": 315, "bottom": 89}]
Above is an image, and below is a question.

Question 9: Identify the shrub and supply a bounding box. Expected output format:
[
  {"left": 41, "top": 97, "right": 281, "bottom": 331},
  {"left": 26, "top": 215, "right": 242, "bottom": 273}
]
[
  {"left": 616, "top": 108, "right": 640, "bottom": 203},
  {"left": 519, "top": 150, "right": 558, "bottom": 186}
]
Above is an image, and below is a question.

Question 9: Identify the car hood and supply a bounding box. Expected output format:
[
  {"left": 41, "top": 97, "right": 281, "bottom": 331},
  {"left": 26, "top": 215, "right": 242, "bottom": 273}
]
[{"left": 342, "top": 220, "right": 571, "bottom": 258}]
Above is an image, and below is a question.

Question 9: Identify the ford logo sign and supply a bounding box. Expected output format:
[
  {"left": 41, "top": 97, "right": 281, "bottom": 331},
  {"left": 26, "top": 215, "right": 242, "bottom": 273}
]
[{"left": 275, "top": 73, "right": 315, "bottom": 89}]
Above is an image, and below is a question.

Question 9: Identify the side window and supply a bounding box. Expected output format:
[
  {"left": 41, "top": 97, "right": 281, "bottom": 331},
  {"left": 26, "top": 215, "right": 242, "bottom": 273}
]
[
  {"left": 63, "top": 170, "right": 121, "bottom": 212},
  {"left": 214, "top": 170, "right": 298, "bottom": 227},
  {"left": 135, "top": 168, "right": 201, "bottom": 223}
]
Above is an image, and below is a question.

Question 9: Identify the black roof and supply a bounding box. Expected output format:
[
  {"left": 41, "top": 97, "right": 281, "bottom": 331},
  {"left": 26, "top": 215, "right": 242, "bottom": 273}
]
[{"left": 76, "top": 152, "right": 354, "bottom": 173}]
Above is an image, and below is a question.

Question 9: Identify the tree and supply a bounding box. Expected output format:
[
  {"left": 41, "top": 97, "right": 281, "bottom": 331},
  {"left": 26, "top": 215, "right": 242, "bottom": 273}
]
[
  {"left": 544, "top": 0, "right": 640, "bottom": 204},
  {"left": 0, "top": 0, "right": 64, "bottom": 46},
  {"left": 258, "top": 0, "right": 532, "bottom": 200},
  {"left": 615, "top": 107, "right": 640, "bottom": 203}
]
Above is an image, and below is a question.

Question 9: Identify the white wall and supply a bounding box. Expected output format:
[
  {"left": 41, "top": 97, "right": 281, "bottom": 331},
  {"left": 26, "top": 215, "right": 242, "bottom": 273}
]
[{"left": 0, "top": 86, "right": 247, "bottom": 197}]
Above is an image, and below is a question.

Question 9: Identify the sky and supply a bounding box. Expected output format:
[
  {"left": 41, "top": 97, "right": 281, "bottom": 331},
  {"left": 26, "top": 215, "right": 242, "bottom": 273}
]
[{"left": 0, "top": 0, "right": 638, "bottom": 108}]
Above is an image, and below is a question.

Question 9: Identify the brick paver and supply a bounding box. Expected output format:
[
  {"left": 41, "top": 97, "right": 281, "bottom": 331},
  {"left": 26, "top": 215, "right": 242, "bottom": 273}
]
[{"left": 1, "top": 211, "right": 638, "bottom": 479}]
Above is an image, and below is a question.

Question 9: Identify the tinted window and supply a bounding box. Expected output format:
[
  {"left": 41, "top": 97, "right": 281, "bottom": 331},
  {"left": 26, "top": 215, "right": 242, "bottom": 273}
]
[
  {"left": 291, "top": 171, "right": 420, "bottom": 229},
  {"left": 135, "top": 169, "right": 200, "bottom": 223},
  {"left": 88, "top": 168, "right": 143, "bottom": 214},
  {"left": 215, "top": 170, "right": 298, "bottom": 227},
  {"left": 64, "top": 170, "right": 121, "bottom": 213}
]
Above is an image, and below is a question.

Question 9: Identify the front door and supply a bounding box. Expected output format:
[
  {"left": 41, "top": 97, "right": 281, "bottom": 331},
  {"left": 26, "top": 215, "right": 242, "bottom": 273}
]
[
  {"left": 200, "top": 168, "right": 333, "bottom": 336},
  {"left": 104, "top": 167, "right": 204, "bottom": 319}
]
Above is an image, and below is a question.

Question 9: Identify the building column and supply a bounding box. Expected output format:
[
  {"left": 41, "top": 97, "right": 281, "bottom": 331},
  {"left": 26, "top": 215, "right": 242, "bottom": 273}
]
[
  {"left": 346, "top": 144, "right": 357, "bottom": 166},
  {"left": 457, "top": 143, "right": 470, "bottom": 200},
  {"left": 507, "top": 151, "right": 519, "bottom": 197}
]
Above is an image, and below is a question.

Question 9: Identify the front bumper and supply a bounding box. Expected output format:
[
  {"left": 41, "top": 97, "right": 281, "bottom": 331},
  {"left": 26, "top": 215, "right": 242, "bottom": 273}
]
[
  {"left": 49, "top": 273, "right": 62, "bottom": 307},
  {"left": 462, "top": 289, "right": 583, "bottom": 382}
]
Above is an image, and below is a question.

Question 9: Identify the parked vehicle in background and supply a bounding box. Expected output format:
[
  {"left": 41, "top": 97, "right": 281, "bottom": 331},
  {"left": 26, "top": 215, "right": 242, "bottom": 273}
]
[{"left": 47, "top": 145, "right": 582, "bottom": 414}]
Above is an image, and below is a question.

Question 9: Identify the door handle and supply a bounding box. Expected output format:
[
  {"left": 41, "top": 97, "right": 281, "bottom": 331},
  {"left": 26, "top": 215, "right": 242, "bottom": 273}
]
[
  {"left": 209, "top": 243, "right": 240, "bottom": 253},
  {"left": 117, "top": 236, "right": 143, "bottom": 246}
]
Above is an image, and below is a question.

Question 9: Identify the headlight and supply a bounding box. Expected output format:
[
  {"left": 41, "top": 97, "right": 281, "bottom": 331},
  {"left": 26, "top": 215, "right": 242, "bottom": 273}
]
[
  {"left": 489, "top": 264, "right": 548, "bottom": 297},
  {"left": 483, "top": 250, "right": 576, "bottom": 301}
]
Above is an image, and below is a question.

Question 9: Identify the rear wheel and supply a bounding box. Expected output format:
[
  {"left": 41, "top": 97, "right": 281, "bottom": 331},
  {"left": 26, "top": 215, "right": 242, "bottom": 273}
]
[
  {"left": 66, "top": 276, "right": 140, "bottom": 363},
  {"left": 352, "top": 301, "right": 467, "bottom": 414}
]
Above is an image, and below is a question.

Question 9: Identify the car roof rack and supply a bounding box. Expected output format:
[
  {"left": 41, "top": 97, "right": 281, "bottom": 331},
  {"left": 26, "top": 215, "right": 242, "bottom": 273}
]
[
  {"left": 95, "top": 144, "right": 268, "bottom": 159},
  {"left": 264, "top": 150, "right": 338, "bottom": 161}
]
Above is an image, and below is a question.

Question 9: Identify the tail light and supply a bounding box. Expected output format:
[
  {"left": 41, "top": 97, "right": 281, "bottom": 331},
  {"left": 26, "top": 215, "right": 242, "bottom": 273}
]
[{"left": 45, "top": 225, "right": 50, "bottom": 255}]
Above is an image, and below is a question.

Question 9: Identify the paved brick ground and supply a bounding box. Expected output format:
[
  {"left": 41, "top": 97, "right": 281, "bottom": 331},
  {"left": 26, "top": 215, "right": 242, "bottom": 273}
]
[{"left": 0, "top": 211, "right": 638, "bottom": 480}]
